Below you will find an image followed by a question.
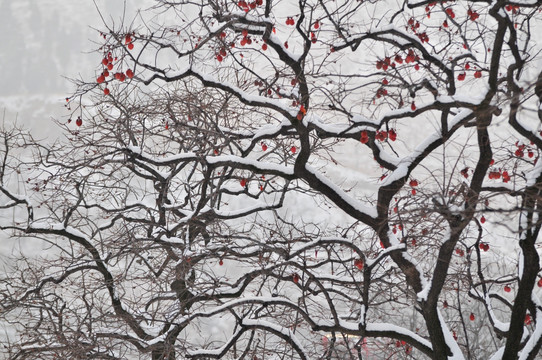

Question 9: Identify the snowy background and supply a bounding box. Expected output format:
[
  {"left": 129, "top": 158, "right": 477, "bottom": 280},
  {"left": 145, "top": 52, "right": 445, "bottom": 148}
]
[
  {"left": 0, "top": 0, "right": 158, "bottom": 245},
  {"left": 0, "top": 0, "right": 154, "bottom": 346},
  {"left": 0, "top": 0, "right": 152, "bottom": 134}
]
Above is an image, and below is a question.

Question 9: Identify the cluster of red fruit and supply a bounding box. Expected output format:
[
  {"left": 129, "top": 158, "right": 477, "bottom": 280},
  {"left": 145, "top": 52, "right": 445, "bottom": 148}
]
[
  {"left": 296, "top": 105, "right": 307, "bottom": 120},
  {"left": 101, "top": 52, "right": 115, "bottom": 70},
  {"left": 395, "top": 340, "right": 412, "bottom": 354},
  {"left": 239, "top": 175, "right": 268, "bottom": 191},
  {"left": 479, "top": 242, "right": 490, "bottom": 252},
  {"left": 455, "top": 248, "right": 465, "bottom": 257},
  {"left": 310, "top": 31, "right": 317, "bottom": 44},
  {"left": 375, "top": 129, "right": 397, "bottom": 141},
  {"left": 67, "top": 116, "right": 83, "bottom": 127},
  {"left": 360, "top": 130, "right": 370, "bottom": 144},
  {"left": 125, "top": 34, "right": 135, "bottom": 50},
  {"left": 505, "top": 4, "right": 520, "bottom": 13},
  {"left": 407, "top": 16, "right": 429, "bottom": 43},
  {"left": 514, "top": 142, "right": 535, "bottom": 158},
  {"left": 360, "top": 129, "right": 397, "bottom": 144},
  {"left": 457, "top": 64, "right": 483, "bottom": 81},
  {"left": 409, "top": 179, "right": 418, "bottom": 195},
  {"left": 97, "top": 68, "right": 134, "bottom": 83},
  {"left": 405, "top": 49, "right": 418, "bottom": 64},
  {"left": 467, "top": 8, "right": 480, "bottom": 21},
  {"left": 237, "top": 0, "right": 263, "bottom": 12},
  {"left": 441, "top": 7, "right": 479, "bottom": 28},
  {"left": 96, "top": 52, "right": 134, "bottom": 91},
  {"left": 354, "top": 258, "right": 363, "bottom": 270},
  {"left": 377, "top": 49, "right": 419, "bottom": 70},
  {"left": 375, "top": 87, "right": 388, "bottom": 98},
  {"left": 424, "top": 4, "right": 433, "bottom": 17},
  {"left": 376, "top": 57, "right": 394, "bottom": 71},
  {"left": 239, "top": 29, "right": 252, "bottom": 46},
  {"left": 407, "top": 16, "right": 421, "bottom": 30},
  {"left": 285, "top": 16, "right": 295, "bottom": 26},
  {"left": 216, "top": 47, "right": 227, "bottom": 62},
  {"left": 417, "top": 31, "right": 429, "bottom": 43},
  {"left": 488, "top": 169, "right": 511, "bottom": 183}
]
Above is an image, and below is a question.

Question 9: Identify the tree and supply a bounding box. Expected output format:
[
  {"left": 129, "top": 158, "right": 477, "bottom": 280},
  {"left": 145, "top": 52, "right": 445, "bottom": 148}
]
[{"left": 2, "top": 0, "right": 542, "bottom": 359}]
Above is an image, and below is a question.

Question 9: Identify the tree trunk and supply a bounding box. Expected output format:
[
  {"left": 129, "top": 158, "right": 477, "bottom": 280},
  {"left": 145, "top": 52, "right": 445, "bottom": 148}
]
[{"left": 152, "top": 342, "right": 175, "bottom": 360}]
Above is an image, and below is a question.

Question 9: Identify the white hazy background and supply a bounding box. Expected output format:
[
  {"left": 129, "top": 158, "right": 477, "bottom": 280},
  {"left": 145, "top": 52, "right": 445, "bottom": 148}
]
[
  {"left": 0, "top": 0, "right": 152, "bottom": 134},
  {"left": 0, "top": 0, "right": 154, "bottom": 350},
  {"left": 0, "top": 0, "right": 154, "bottom": 254}
]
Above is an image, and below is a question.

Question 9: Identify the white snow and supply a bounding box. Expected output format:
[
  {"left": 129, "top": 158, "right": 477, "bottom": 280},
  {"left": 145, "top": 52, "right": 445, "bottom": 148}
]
[
  {"left": 518, "top": 310, "right": 542, "bottom": 360},
  {"left": 196, "top": 69, "right": 296, "bottom": 114},
  {"left": 304, "top": 164, "right": 378, "bottom": 218},
  {"left": 437, "top": 309, "right": 465, "bottom": 359},
  {"left": 485, "top": 294, "right": 510, "bottom": 333},
  {"left": 489, "top": 347, "right": 505, "bottom": 360},
  {"left": 363, "top": 322, "right": 432, "bottom": 350},
  {"left": 208, "top": 155, "right": 294, "bottom": 175},
  {"left": 382, "top": 109, "right": 473, "bottom": 186}
]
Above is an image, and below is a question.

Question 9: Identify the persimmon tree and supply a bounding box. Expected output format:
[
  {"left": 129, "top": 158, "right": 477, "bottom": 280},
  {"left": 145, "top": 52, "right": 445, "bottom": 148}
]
[{"left": 2, "top": 0, "right": 542, "bottom": 359}]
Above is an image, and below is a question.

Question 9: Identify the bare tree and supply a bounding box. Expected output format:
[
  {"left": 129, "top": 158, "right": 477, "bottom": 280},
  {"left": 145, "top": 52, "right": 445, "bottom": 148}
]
[{"left": 2, "top": 0, "right": 542, "bottom": 359}]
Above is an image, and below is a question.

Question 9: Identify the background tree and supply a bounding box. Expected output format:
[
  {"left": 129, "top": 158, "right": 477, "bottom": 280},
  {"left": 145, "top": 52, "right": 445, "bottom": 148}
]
[{"left": 2, "top": 0, "right": 542, "bottom": 359}]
